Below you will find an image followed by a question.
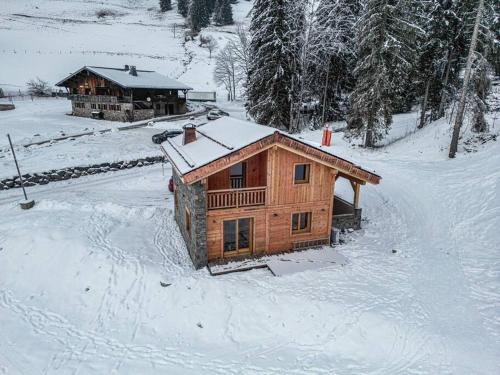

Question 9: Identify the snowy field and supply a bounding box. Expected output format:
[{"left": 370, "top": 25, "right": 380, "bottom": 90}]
[
  {"left": 1, "top": 115, "right": 499, "bottom": 373},
  {"left": 1, "top": 0, "right": 500, "bottom": 373}
]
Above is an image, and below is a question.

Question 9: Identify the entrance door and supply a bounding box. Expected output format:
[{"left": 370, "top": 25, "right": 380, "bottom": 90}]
[
  {"left": 168, "top": 103, "right": 175, "bottom": 115},
  {"left": 223, "top": 218, "right": 253, "bottom": 256}
]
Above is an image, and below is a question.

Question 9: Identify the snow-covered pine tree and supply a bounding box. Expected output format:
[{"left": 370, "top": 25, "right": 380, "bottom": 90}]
[
  {"left": 246, "top": 0, "right": 304, "bottom": 131},
  {"left": 159, "top": 0, "right": 172, "bottom": 12},
  {"left": 178, "top": 0, "right": 189, "bottom": 17},
  {"left": 206, "top": 0, "right": 216, "bottom": 15},
  {"left": 306, "top": 0, "right": 359, "bottom": 124},
  {"left": 189, "top": 0, "right": 210, "bottom": 32},
  {"left": 348, "top": 0, "right": 420, "bottom": 147},
  {"left": 213, "top": 0, "right": 234, "bottom": 26}
]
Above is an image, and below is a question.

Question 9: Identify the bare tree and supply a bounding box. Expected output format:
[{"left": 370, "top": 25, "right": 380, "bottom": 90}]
[
  {"left": 26, "top": 77, "right": 51, "bottom": 96},
  {"left": 214, "top": 45, "right": 237, "bottom": 100},
  {"left": 199, "top": 35, "right": 218, "bottom": 58},
  {"left": 206, "top": 37, "right": 218, "bottom": 59}
]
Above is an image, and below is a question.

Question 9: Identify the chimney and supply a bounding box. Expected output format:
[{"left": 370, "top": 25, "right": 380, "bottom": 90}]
[
  {"left": 321, "top": 125, "right": 332, "bottom": 146},
  {"left": 183, "top": 124, "right": 197, "bottom": 145},
  {"left": 124, "top": 64, "right": 129, "bottom": 71},
  {"left": 129, "top": 66, "right": 137, "bottom": 76}
]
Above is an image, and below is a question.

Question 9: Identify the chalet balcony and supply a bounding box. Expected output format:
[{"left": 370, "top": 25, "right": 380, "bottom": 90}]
[
  {"left": 68, "top": 94, "right": 133, "bottom": 103},
  {"left": 207, "top": 187, "right": 266, "bottom": 210}
]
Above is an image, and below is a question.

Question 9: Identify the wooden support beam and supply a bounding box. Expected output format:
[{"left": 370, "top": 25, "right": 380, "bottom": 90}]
[{"left": 353, "top": 182, "right": 361, "bottom": 209}]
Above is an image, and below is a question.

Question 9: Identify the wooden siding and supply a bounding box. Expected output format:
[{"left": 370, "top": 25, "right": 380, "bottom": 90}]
[
  {"left": 206, "top": 147, "right": 336, "bottom": 261},
  {"left": 181, "top": 132, "right": 381, "bottom": 185},
  {"left": 207, "top": 151, "right": 267, "bottom": 190}
]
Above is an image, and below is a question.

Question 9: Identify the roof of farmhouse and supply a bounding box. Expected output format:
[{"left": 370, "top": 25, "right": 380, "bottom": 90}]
[
  {"left": 56, "top": 65, "right": 193, "bottom": 91},
  {"left": 161, "top": 117, "right": 381, "bottom": 185}
]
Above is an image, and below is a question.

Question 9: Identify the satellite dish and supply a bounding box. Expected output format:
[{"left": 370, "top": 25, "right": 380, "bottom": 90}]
[{"left": 147, "top": 97, "right": 151, "bottom": 102}]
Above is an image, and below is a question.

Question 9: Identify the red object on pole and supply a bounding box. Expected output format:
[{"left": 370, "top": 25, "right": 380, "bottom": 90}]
[
  {"left": 321, "top": 126, "right": 332, "bottom": 146},
  {"left": 168, "top": 177, "right": 174, "bottom": 192}
]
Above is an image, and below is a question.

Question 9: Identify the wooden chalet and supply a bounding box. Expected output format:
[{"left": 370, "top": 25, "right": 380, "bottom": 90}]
[
  {"left": 161, "top": 118, "right": 381, "bottom": 269},
  {"left": 56, "top": 65, "right": 192, "bottom": 122}
]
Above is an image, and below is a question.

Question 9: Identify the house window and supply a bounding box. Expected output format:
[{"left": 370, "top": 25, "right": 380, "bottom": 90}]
[
  {"left": 223, "top": 218, "right": 252, "bottom": 253},
  {"left": 291, "top": 212, "right": 311, "bottom": 234},
  {"left": 294, "top": 164, "right": 310, "bottom": 184},
  {"left": 91, "top": 103, "right": 97, "bottom": 109},
  {"left": 117, "top": 105, "right": 121, "bottom": 111},
  {"left": 185, "top": 208, "right": 191, "bottom": 237}
]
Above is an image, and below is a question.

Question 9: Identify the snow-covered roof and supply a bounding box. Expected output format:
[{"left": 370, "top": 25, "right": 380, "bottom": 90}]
[
  {"left": 162, "top": 117, "right": 276, "bottom": 175},
  {"left": 161, "top": 117, "right": 381, "bottom": 185},
  {"left": 56, "top": 66, "right": 192, "bottom": 90}
]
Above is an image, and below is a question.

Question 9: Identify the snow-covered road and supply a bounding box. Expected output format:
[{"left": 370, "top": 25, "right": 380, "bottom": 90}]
[{"left": 1, "top": 126, "right": 499, "bottom": 373}]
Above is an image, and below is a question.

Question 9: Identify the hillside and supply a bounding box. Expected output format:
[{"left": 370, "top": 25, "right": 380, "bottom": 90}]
[{"left": 0, "top": 0, "right": 252, "bottom": 96}]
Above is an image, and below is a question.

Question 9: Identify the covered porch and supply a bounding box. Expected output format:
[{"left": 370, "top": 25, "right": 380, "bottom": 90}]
[{"left": 332, "top": 174, "right": 364, "bottom": 230}]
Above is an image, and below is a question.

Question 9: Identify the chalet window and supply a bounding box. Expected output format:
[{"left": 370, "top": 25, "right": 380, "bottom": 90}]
[
  {"left": 294, "top": 164, "right": 310, "bottom": 184},
  {"left": 223, "top": 218, "right": 252, "bottom": 253},
  {"left": 91, "top": 103, "right": 97, "bottom": 109},
  {"left": 116, "top": 105, "right": 121, "bottom": 111},
  {"left": 291, "top": 212, "right": 311, "bottom": 234},
  {"left": 185, "top": 208, "right": 191, "bottom": 237}
]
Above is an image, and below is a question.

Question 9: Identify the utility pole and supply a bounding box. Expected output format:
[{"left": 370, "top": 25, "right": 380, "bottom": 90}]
[
  {"left": 7, "top": 134, "right": 35, "bottom": 209},
  {"left": 449, "top": 0, "right": 484, "bottom": 158}
]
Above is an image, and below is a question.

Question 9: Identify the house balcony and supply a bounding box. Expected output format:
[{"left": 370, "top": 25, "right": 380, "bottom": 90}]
[
  {"left": 68, "top": 95, "right": 133, "bottom": 103},
  {"left": 207, "top": 187, "right": 267, "bottom": 210}
]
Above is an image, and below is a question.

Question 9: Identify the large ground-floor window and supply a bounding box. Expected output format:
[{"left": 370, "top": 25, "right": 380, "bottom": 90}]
[{"left": 223, "top": 218, "right": 253, "bottom": 254}]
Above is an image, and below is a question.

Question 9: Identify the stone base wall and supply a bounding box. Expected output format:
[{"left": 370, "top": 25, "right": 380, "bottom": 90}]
[
  {"left": 332, "top": 208, "right": 362, "bottom": 230},
  {"left": 71, "top": 101, "right": 154, "bottom": 122},
  {"left": 173, "top": 171, "right": 208, "bottom": 269}
]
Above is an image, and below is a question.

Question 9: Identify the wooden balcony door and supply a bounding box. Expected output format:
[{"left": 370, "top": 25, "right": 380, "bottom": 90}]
[
  {"left": 223, "top": 218, "right": 253, "bottom": 256},
  {"left": 229, "top": 162, "right": 246, "bottom": 189}
]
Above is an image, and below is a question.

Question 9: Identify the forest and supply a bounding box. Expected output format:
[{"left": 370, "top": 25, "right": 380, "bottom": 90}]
[{"left": 169, "top": 0, "right": 499, "bottom": 150}]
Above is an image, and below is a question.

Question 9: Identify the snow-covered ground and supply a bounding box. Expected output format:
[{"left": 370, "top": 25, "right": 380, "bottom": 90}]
[
  {"left": 1, "top": 113, "right": 499, "bottom": 373},
  {"left": 1, "top": 0, "right": 500, "bottom": 373}
]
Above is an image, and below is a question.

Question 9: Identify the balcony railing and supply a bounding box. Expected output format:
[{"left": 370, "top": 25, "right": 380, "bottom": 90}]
[
  {"left": 68, "top": 95, "right": 132, "bottom": 103},
  {"left": 207, "top": 187, "right": 266, "bottom": 210}
]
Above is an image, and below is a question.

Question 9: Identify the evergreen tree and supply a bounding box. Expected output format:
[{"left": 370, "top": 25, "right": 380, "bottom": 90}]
[
  {"left": 206, "top": 0, "right": 216, "bottom": 15},
  {"left": 178, "top": 0, "right": 189, "bottom": 18},
  {"left": 189, "top": 0, "right": 210, "bottom": 32},
  {"left": 246, "top": 0, "right": 304, "bottom": 131},
  {"left": 159, "top": 0, "right": 172, "bottom": 12},
  {"left": 213, "top": 0, "right": 234, "bottom": 26},
  {"left": 306, "top": 0, "right": 359, "bottom": 124},
  {"left": 348, "top": 0, "right": 420, "bottom": 147}
]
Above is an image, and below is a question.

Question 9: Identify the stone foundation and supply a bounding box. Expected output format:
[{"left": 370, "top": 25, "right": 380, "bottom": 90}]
[
  {"left": 173, "top": 171, "right": 208, "bottom": 269},
  {"left": 332, "top": 208, "right": 362, "bottom": 230}
]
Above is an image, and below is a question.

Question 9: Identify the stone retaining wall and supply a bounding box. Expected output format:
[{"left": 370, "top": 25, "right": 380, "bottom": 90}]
[{"left": 0, "top": 155, "right": 164, "bottom": 191}]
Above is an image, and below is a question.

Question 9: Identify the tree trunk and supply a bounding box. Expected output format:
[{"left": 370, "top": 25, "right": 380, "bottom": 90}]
[
  {"left": 364, "top": 115, "right": 374, "bottom": 148},
  {"left": 437, "top": 52, "right": 452, "bottom": 119},
  {"left": 321, "top": 60, "right": 331, "bottom": 125},
  {"left": 449, "top": 0, "right": 484, "bottom": 158},
  {"left": 418, "top": 79, "right": 430, "bottom": 129}
]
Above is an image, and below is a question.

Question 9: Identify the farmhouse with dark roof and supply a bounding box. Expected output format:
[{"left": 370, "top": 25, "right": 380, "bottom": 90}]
[{"left": 56, "top": 65, "right": 192, "bottom": 122}]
